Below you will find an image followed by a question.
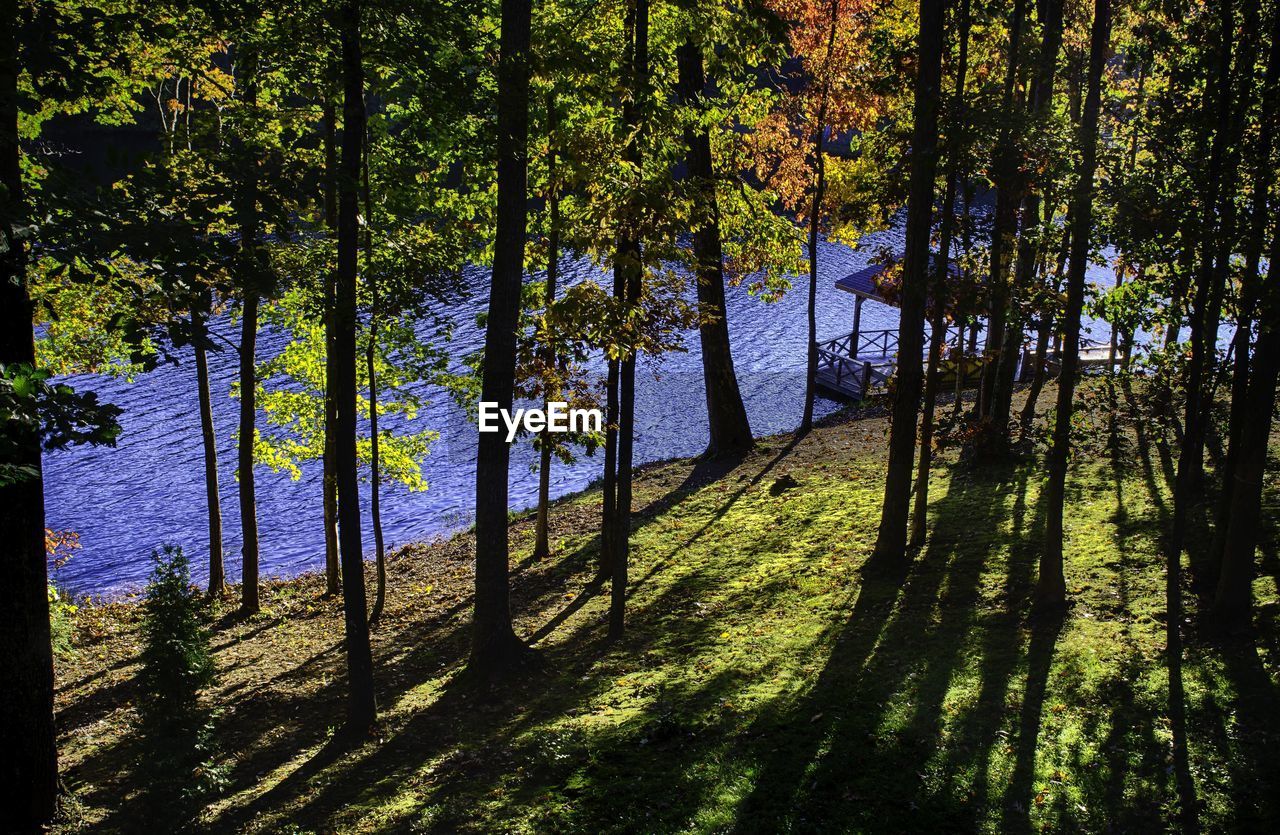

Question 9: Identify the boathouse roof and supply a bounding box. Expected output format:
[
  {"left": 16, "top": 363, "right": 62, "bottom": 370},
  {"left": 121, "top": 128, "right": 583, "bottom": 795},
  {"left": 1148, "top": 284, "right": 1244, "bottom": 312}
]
[{"left": 833, "top": 258, "right": 963, "bottom": 307}]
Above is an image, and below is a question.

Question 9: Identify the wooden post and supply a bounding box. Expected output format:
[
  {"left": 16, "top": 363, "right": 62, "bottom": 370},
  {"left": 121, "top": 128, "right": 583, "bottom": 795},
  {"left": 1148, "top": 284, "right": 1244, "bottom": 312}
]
[
  {"left": 861, "top": 360, "right": 873, "bottom": 397},
  {"left": 851, "top": 295, "right": 864, "bottom": 355}
]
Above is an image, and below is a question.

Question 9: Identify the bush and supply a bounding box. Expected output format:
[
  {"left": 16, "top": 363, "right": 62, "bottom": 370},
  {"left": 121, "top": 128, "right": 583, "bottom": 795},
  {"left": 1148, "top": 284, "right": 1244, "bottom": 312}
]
[
  {"left": 137, "top": 545, "right": 225, "bottom": 819},
  {"left": 48, "top": 584, "right": 77, "bottom": 659},
  {"left": 46, "top": 528, "right": 80, "bottom": 659}
]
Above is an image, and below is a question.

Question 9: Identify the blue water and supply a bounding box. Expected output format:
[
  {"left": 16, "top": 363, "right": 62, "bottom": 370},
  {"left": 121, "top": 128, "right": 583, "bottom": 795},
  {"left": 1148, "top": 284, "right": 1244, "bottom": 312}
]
[{"left": 44, "top": 229, "right": 1124, "bottom": 596}]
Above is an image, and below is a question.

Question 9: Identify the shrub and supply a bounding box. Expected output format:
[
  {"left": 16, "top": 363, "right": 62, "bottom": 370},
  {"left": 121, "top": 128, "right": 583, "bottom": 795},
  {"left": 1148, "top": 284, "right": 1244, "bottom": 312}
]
[
  {"left": 137, "top": 545, "right": 225, "bottom": 819},
  {"left": 46, "top": 528, "right": 80, "bottom": 659},
  {"left": 48, "top": 584, "right": 77, "bottom": 659}
]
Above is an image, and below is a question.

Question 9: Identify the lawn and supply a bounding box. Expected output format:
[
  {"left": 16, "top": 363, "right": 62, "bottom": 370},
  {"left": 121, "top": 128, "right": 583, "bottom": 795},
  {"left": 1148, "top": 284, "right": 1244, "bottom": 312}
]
[{"left": 53, "top": 383, "right": 1280, "bottom": 833}]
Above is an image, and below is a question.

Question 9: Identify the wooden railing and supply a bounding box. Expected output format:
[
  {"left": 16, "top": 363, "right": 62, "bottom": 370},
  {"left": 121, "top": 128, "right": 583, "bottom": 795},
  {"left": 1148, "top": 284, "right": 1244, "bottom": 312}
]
[
  {"left": 819, "top": 326, "right": 966, "bottom": 360},
  {"left": 815, "top": 342, "right": 875, "bottom": 394},
  {"left": 857, "top": 328, "right": 897, "bottom": 357}
]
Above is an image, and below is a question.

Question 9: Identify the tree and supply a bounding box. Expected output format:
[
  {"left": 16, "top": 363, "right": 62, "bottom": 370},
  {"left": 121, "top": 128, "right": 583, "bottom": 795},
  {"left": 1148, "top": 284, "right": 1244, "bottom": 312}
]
[
  {"left": 0, "top": 1, "right": 59, "bottom": 820},
  {"left": 532, "top": 94, "right": 562, "bottom": 560},
  {"left": 323, "top": 72, "right": 342, "bottom": 598},
  {"left": 1166, "top": 0, "right": 1238, "bottom": 586},
  {"left": 471, "top": 0, "right": 534, "bottom": 675},
  {"left": 1038, "top": 0, "right": 1111, "bottom": 609},
  {"left": 753, "top": 0, "right": 889, "bottom": 436},
  {"left": 0, "top": 3, "right": 132, "bottom": 822},
  {"left": 989, "top": 0, "right": 1067, "bottom": 437},
  {"left": 1211, "top": 0, "right": 1277, "bottom": 573},
  {"left": 193, "top": 290, "right": 226, "bottom": 596},
  {"left": 869, "top": 0, "right": 943, "bottom": 568},
  {"left": 608, "top": 0, "right": 651, "bottom": 639},
  {"left": 910, "top": 0, "right": 970, "bottom": 549},
  {"left": 334, "top": 0, "right": 376, "bottom": 728},
  {"left": 976, "top": 0, "right": 1027, "bottom": 437},
  {"left": 1210, "top": 2, "right": 1280, "bottom": 631},
  {"left": 235, "top": 43, "right": 265, "bottom": 615},
  {"left": 677, "top": 32, "right": 752, "bottom": 457}
]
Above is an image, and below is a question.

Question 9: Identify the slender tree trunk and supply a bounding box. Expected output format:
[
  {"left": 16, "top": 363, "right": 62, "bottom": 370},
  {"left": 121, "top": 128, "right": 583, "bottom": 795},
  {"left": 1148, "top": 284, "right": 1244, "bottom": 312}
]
[
  {"left": 1169, "top": 0, "right": 1236, "bottom": 568},
  {"left": 910, "top": 0, "right": 970, "bottom": 548},
  {"left": 612, "top": 296, "right": 638, "bottom": 639},
  {"left": 801, "top": 135, "right": 824, "bottom": 436},
  {"left": 1212, "top": 3, "right": 1276, "bottom": 573},
  {"left": 800, "top": 0, "right": 839, "bottom": 436},
  {"left": 1212, "top": 228, "right": 1280, "bottom": 630},
  {"left": 363, "top": 130, "right": 387, "bottom": 628},
  {"left": 1038, "top": 0, "right": 1110, "bottom": 609},
  {"left": 993, "top": 0, "right": 1064, "bottom": 433},
  {"left": 236, "top": 51, "right": 262, "bottom": 615},
  {"left": 953, "top": 182, "right": 975, "bottom": 419},
  {"left": 1190, "top": 3, "right": 1253, "bottom": 483},
  {"left": 1020, "top": 206, "right": 1071, "bottom": 429},
  {"left": 871, "top": 0, "right": 943, "bottom": 567},
  {"left": 322, "top": 85, "right": 341, "bottom": 597},
  {"left": 978, "top": 0, "right": 1027, "bottom": 427},
  {"left": 599, "top": 356, "right": 618, "bottom": 582},
  {"left": 194, "top": 298, "right": 225, "bottom": 597},
  {"left": 470, "top": 0, "right": 533, "bottom": 674},
  {"left": 322, "top": 88, "right": 338, "bottom": 230},
  {"left": 534, "top": 94, "right": 560, "bottom": 561},
  {"left": 609, "top": 0, "right": 649, "bottom": 639},
  {"left": 678, "top": 38, "right": 752, "bottom": 456},
  {"left": 0, "top": 3, "right": 59, "bottom": 818},
  {"left": 238, "top": 292, "right": 260, "bottom": 613},
  {"left": 993, "top": 0, "right": 1064, "bottom": 430},
  {"left": 335, "top": 0, "right": 377, "bottom": 726}
]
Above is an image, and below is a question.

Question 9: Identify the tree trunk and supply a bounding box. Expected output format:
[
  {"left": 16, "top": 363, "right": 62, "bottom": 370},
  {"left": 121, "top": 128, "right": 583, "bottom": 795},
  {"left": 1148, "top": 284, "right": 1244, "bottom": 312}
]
[
  {"left": 534, "top": 94, "right": 560, "bottom": 561},
  {"left": 0, "top": 3, "right": 59, "bottom": 818},
  {"left": 1020, "top": 206, "right": 1071, "bottom": 429},
  {"left": 1037, "top": 0, "right": 1110, "bottom": 609},
  {"left": 609, "top": 0, "right": 649, "bottom": 639},
  {"left": 993, "top": 0, "right": 1065, "bottom": 429},
  {"left": 978, "top": 0, "right": 1027, "bottom": 428},
  {"left": 677, "top": 38, "right": 752, "bottom": 457},
  {"left": 1211, "top": 228, "right": 1280, "bottom": 631},
  {"left": 236, "top": 50, "right": 262, "bottom": 615},
  {"left": 335, "top": 0, "right": 377, "bottom": 727},
  {"left": 799, "top": 0, "right": 839, "bottom": 437},
  {"left": 194, "top": 298, "right": 225, "bottom": 597},
  {"left": 322, "top": 88, "right": 338, "bottom": 230},
  {"left": 871, "top": 0, "right": 943, "bottom": 567},
  {"left": 470, "top": 0, "right": 533, "bottom": 674},
  {"left": 1169, "top": 0, "right": 1236, "bottom": 569},
  {"left": 801, "top": 136, "right": 824, "bottom": 437},
  {"left": 363, "top": 129, "right": 387, "bottom": 628},
  {"left": 910, "top": 0, "right": 970, "bottom": 549},
  {"left": 1212, "top": 2, "right": 1276, "bottom": 573},
  {"left": 599, "top": 356, "right": 618, "bottom": 582},
  {"left": 238, "top": 292, "right": 260, "bottom": 613},
  {"left": 323, "top": 84, "right": 341, "bottom": 597}
]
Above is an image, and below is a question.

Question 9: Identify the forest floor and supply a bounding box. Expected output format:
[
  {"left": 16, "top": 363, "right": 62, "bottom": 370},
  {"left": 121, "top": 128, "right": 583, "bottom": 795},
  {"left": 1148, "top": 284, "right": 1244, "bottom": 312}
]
[{"left": 52, "top": 379, "right": 1280, "bottom": 834}]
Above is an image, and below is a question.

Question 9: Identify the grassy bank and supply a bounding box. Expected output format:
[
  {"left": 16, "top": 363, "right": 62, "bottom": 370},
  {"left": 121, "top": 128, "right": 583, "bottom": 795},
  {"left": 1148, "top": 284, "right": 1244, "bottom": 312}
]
[{"left": 54, "top": 383, "right": 1280, "bottom": 833}]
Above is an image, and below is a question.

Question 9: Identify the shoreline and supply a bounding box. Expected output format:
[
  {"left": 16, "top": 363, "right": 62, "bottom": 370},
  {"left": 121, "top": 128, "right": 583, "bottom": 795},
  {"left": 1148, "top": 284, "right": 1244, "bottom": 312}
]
[{"left": 57, "top": 396, "right": 893, "bottom": 605}]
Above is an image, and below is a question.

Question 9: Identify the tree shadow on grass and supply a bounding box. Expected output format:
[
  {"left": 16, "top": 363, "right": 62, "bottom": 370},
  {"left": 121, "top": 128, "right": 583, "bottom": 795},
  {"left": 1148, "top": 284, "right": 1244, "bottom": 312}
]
[
  {"left": 221, "top": 431, "right": 920, "bottom": 833},
  {"left": 730, "top": 459, "right": 1048, "bottom": 832}
]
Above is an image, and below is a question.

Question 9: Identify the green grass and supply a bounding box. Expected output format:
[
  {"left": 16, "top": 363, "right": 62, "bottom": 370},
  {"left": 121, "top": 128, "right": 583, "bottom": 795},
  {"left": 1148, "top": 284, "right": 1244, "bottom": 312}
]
[{"left": 55, "top": 389, "right": 1280, "bottom": 833}]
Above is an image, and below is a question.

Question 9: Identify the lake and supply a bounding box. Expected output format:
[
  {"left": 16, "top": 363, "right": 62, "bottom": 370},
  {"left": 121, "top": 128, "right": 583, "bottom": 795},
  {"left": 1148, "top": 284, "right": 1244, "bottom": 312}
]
[{"left": 44, "top": 229, "right": 1123, "bottom": 596}]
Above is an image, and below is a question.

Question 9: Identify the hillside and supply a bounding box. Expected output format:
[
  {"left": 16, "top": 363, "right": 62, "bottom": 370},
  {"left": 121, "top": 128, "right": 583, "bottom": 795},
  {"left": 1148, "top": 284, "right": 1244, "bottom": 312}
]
[{"left": 53, "top": 384, "right": 1280, "bottom": 833}]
